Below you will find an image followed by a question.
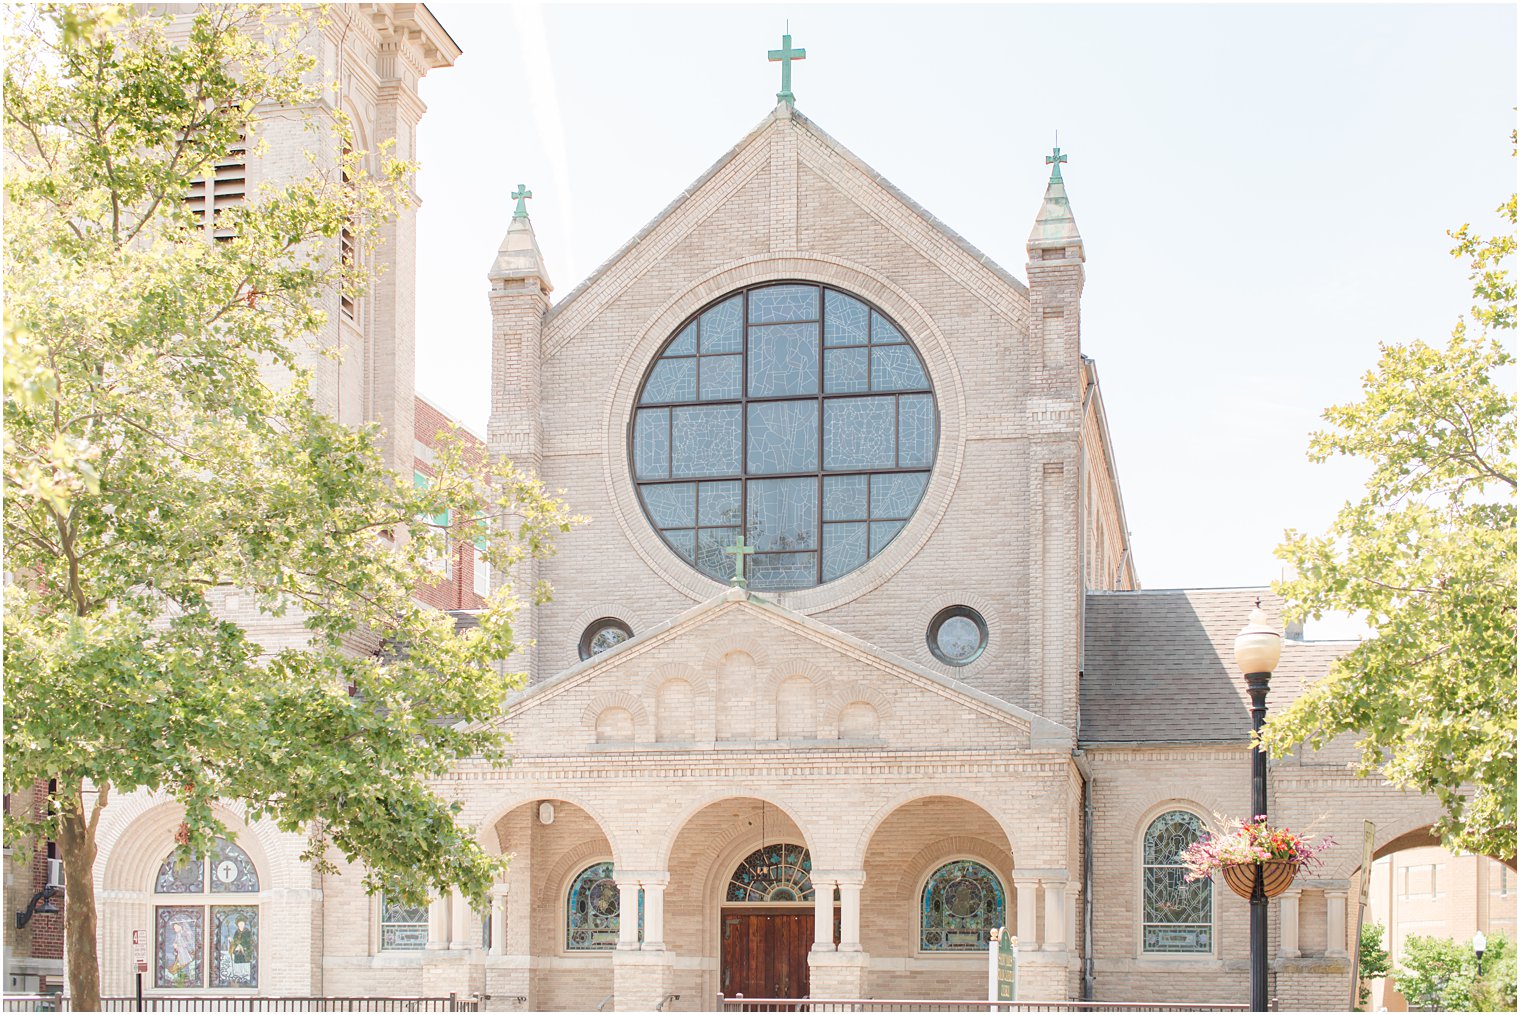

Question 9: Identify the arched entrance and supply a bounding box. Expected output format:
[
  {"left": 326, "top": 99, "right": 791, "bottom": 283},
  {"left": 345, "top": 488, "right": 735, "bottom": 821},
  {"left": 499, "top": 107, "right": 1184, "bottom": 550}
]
[{"left": 662, "top": 796, "right": 828, "bottom": 1003}]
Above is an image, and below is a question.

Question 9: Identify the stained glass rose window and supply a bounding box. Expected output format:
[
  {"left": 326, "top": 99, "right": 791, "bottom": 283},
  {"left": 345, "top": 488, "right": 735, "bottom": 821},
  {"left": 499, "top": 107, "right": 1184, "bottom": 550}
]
[{"left": 633, "top": 284, "right": 937, "bottom": 590}]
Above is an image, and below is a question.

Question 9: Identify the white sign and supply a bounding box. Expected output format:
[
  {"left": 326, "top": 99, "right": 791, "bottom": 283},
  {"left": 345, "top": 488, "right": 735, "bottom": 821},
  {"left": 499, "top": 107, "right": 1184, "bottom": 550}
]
[{"left": 132, "top": 929, "right": 148, "bottom": 972}]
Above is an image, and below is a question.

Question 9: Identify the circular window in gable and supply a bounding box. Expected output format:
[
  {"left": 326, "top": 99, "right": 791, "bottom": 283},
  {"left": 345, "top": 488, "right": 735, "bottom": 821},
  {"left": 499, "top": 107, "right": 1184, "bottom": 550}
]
[
  {"left": 631, "top": 282, "right": 938, "bottom": 591},
  {"left": 927, "top": 606, "right": 987, "bottom": 666},
  {"left": 579, "top": 618, "right": 633, "bottom": 660}
]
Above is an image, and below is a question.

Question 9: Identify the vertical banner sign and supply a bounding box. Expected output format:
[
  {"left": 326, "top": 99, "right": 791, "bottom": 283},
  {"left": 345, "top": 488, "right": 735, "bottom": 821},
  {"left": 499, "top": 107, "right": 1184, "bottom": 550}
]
[
  {"left": 132, "top": 929, "right": 148, "bottom": 972},
  {"left": 998, "top": 929, "right": 1018, "bottom": 1003},
  {"left": 1348, "top": 821, "right": 1376, "bottom": 1011}
]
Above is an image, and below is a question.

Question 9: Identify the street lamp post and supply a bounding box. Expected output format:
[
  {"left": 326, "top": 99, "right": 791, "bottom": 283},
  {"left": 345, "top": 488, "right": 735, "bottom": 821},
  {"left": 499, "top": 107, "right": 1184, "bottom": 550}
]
[{"left": 1234, "top": 601, "right": 1283, "bottom": 1014}]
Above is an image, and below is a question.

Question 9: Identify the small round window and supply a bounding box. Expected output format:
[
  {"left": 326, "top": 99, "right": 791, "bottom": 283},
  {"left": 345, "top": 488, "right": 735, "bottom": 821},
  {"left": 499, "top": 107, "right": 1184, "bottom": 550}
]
[
  {"left": 927, "top": 606, "right": 987, "bottom": 666},
  {"left": 579, "top": 618, "right": 632, "bottom": 661}
]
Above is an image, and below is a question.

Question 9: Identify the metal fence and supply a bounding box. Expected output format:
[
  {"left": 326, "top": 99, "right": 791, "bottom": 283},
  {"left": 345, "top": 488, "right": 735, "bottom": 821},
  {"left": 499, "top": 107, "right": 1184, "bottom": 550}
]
[
  {"left": 3, "top": 997, "right": 480, "bottom": 1013},
  {"left": 716, "top": 998, "right": 1250, "bottom": 1013}
]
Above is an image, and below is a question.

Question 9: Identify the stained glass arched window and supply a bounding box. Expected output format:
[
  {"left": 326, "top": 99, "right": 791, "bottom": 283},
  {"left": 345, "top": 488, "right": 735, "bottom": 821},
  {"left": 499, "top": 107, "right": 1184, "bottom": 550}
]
[
  {"left": 632, "top": 283, "right": 938, "bottom": 591},
  {"left": 566, "top": 861, "right": 620, "bottom": 950},
  {"left": 727, "top": 843, "right": 814, "bottom": 902},
  {"left": 153, "top": 839, "right": 259, "bottom": 989},
  {"left": 1142, "top": 810, "right": 1213, "bottom": 953},
  {"left": 920, "top": 860, "right": 1006, "bottom": 950}
]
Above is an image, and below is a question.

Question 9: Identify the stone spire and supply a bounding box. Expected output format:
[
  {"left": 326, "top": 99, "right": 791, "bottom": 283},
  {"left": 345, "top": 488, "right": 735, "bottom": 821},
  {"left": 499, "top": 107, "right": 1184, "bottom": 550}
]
[
  {"left": 488, "top": 184, "right": 552, "bottom": 293},
  {"left": 1026, "top": 147, "right": 1083, "bottom": 263}
]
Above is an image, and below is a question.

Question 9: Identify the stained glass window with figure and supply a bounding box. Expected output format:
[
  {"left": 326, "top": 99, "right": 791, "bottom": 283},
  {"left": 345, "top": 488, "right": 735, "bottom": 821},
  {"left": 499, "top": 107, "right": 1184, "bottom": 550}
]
[{"left": 1142, "top": 810, "right": 1213, "bottom": 953}]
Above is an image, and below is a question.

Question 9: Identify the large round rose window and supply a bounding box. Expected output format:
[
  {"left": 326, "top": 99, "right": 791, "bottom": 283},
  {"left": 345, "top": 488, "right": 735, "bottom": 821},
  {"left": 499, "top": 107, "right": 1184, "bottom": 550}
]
[{"left": 631, "top": 282, "right": 937, "bottom": 590}]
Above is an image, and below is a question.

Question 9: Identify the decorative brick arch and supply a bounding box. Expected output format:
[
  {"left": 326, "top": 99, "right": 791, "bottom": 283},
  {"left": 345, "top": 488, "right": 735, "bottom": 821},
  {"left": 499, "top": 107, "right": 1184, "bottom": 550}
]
[
  {"left": 653, "top": 790, "right": 822, "bottom": 871},
  {"left": 642, "top": 661, "right": 711, "bottom": 698},
  {"left": 851, "top": 787, "right": 1021, "bottom": 870},
  {"left": 701, "top": 634, "right": 773, "bottom": 674},
  {"left": 891, "top": 835, "right": 1014, "bottom": 901},
  {"left": 821, "top": 682, "right": 896, "bottom": 738},
  {"left": 756, "top": 660, "right": 831, "bottom": 698},
  {"left": 580, "top": 690, "right": 650, "bottom": 741},
  {"left": 535, "top": 840, "right": 616, "bottom": 910},
  {"left": 470, "top": 790, "right": 625, "bottom": 866},
  {"left": 97, "top": 793, "right": 296, "bottom": 894}
]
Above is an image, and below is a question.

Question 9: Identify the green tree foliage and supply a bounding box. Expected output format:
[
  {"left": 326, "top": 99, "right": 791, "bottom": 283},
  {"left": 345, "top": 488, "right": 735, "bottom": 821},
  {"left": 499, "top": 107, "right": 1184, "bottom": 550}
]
[
  {"left": 1261, "top": 185, "right": 1517, "bottom": 862},
  {"left": 1398, "top": 932, "right": 1514, "bottom": 1012},
  {"left": 2, "top": 5, "right": 575, "bottom": 1005},
  {"left": 1356, "top": 920, "right": 1392, "bottom": 1011}
]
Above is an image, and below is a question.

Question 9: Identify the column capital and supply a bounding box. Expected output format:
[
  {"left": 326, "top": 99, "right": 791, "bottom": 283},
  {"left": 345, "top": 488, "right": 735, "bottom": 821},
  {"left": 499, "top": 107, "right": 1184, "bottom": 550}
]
[
  {"left": 812, "top": 868, "right": 866, "bottom": 886},
  {"left": 1012, "top": 867, "right": 1068, "bottom": 885},
  {"left": 615, "top": 870, "right": 670, "bottom": 887},
  {"left": 490, "top": 882, "right": 510, "bottom": 897},
  {"left": 1324, "top": 888, "right": 1350, "bottom": 900}
]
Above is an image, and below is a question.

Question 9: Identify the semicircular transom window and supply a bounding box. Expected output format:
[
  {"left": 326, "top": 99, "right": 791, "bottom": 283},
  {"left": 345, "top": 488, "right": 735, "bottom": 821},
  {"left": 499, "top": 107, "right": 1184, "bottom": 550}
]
[
  {"left": 632, "top": 283, "right": 938, "bottom": 591},
  {"left": 727, "top": 842, "right": 815, "bottom": 902},
  {"left": 921, "top": 859, "right": 1006, "bottom": 951}
]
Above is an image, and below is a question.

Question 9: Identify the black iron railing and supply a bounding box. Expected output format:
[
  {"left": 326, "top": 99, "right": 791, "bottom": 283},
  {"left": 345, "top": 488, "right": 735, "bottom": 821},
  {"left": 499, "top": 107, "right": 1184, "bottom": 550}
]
[
  {"left": 2, "top": 997, "right": 480, "bottom": 1013},
  {"left": 716, "top": 998, "right": 1249, "bottom": 1013}
]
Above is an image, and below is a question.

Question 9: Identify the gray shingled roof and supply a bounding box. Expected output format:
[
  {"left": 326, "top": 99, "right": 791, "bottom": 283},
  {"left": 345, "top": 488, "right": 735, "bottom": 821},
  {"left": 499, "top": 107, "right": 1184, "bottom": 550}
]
[{"left": 1080, "top": 588, "right": 1352, "bottom": 745}]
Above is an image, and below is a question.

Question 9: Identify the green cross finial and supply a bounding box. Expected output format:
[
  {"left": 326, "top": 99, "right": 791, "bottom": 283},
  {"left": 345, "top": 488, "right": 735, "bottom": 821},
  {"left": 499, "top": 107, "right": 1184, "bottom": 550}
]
[
  {"left": 511, "top": 183, "right": 533, "bottom": 219},
  {"left": 767, "top": 29, "right": 806, "bottom": 106},
  {"left": 1045, "top": 146, "right": 1068, "bottom": 183},
  {"left": 723, "top": 533, "right": 756, "bottom": 589}
]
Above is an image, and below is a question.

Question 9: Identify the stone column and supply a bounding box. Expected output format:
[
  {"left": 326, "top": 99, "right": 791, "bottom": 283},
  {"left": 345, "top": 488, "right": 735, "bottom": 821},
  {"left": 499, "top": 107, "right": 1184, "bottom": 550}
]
[
  {"left": 616, "top": 880, "right": 641, "bottom": 950},
  {"left": 1042, "top": 881, "right": 1067, "bottom": 951},
  {"left": 488, "top": 884, "right": 508, "bottom": 957},
  {"left": 642, "top": 875, "right": 669, "bottom": 951},
  {"left": 1326, "top": 890, "right": 1349, "bottom": 957},
  {"left": 426, "top": 895, "right": 448, "bottom": 950},
  {"left": 812, "top": 877, "right": 835, "bottom": 952},
  {"left": 450, "top": 888, "right": 473, "bottom": 949},
  {"left": 1277, "top": 889, "right": 1301, "bottom": 959},
  {"left": 1014, "top": 878, "right": 1040, "bottom": 948},
  {"left": 808, "top": 870, "right": 867, "bottom": 999}
]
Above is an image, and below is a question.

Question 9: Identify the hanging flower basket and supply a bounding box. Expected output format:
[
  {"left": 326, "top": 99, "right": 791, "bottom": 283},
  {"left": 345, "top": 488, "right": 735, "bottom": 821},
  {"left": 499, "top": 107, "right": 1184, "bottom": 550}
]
[
  {"left": 1179, "top": 815, "right": 1334, "bottom": 897},
  {"left": 1220, "top": 860, "right": 1300, "bottom": 900}
]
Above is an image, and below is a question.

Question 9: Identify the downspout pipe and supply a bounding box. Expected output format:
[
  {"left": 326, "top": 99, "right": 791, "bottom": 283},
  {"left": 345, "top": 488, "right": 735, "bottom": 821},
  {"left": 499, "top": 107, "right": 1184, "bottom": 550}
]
[{"left": 1074, "top": 748, "right": 1096, "bottom": 1000}]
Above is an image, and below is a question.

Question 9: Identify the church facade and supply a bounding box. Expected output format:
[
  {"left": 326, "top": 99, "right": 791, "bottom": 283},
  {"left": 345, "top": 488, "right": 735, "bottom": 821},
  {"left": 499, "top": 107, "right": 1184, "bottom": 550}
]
[{"left": 66, "top": 7, "right": 1453, "bottom": 1012}]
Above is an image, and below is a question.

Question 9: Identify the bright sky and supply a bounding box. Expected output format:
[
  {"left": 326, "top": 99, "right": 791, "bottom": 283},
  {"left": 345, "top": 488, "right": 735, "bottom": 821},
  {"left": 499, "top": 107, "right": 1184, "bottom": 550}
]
[{"left": 411, "top": 2, "right": 1515, "bottom": 628}]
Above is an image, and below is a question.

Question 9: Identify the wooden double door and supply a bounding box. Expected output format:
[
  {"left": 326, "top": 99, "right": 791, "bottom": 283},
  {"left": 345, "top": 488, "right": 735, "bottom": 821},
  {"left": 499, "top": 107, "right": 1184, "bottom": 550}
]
[{"left": 720, "top": 909, "right": 812, "bottom": 1000}]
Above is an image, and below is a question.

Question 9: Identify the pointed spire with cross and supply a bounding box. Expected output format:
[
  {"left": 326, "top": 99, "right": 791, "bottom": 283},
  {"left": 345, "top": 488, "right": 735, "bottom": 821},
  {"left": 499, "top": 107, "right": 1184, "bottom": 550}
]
[
  {"left": 767, "top": 27, "right": 806, "bottom": 106},
  {"left": 511, "top": 183, "right": 533, "bottom": 220}
]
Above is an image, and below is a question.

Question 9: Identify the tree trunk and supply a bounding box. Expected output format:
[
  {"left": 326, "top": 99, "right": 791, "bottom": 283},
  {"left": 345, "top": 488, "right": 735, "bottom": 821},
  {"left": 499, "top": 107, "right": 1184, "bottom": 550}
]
[{"left": 57, "top": 787, "right": 101, "bottom": 1011}]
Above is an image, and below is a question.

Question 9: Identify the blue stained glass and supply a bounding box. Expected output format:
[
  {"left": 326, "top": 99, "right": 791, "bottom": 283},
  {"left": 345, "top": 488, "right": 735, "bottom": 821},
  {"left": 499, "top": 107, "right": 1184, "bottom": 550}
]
[
  {"left": 823, "top": 522, "right": 868, "bottom": 581},
  {"left": 823, "top": 474, "right": 868, "bottom": 521},
  {"left": 750, "top": 552, "right": 817, "bottom": 590},
  {"left": 671, "top": 405, "right": 741, "bottom": 477},
  {"left": 210, "top": 906, "right": 257, "bottom": 987},
  {"left": 824, "top": 290, "right": 868, "bottom": 346},
  {"left": 749, "top": 284, "right": 819, "bottom": 323},
  {"left": 156, "top": 906, "right": 204, "bottom": 987},
  {"left": 567, "top": 862, "right": 620, "bottom": 950},
  {"left": 642, "top": 358, "right": 697, "bottom": 402},
  {"left": 634, "top": 408, "right": 670, "bottom": 479},
  {"left": 209, "top": 840, "right": 259, "bottom": 893},
  {"left": 869, "top": 519, "right": 905, "bottom": 555},
  {"left": 920, "top": 860, "right": 1006, "bottom": 951},
  {"left": 823, "top": 397, "right": 896, "bottom": 470},
  {"left": 155, "top": 850, "right": 204, "bottom": 894},
  {"left": 824, "top": 347, "right": 869, "bottom": 393},
  {"left": 898, "top": 395, "right": 936, "bottom": 468},
  {"left": 870, "top": 473, "right": 929, "bottom": 519},
  {"left": 747, "top": 477, "right": 817, "bottom": 552},
  {"left": 871, "top": 311, "right": 905, "bottom": 344},
  {"left": 642, "top": 483, "right": 695, "bottom": 528},
  {"left": 727, "top": 843, "right": 815, "bottom": 902},
  {"left": 872, "top": 346, "right": 929, "bottom": 391},
  {"left": 747, "top": 400, "right": 818, "bottom": 474},
  {"left": 696, "top": 527, "right": 740, "bottom": 581},
  {"left": 668, "top": 322, "right": 697, "bottom": 356},
  {"left": 662, "top": 529, "right": 695, "bottom": 563},
  {"left": 748, "top": 323, "right": 819, "bottom": 397},
  {"left": 698, "top": 481, "right": 742, "bottom": 526},
  {"left": 700, "top": 296, "right": 744, "bottom": 352},
  {"left": 700, "top": 354, "right": 742, "bottom": 400}
]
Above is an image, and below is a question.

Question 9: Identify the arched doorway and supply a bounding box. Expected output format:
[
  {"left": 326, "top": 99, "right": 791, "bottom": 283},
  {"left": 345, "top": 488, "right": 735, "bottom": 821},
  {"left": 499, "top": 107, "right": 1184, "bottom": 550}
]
[{"left": 662, "top": 796, "right": 827, "bottom": 1004}]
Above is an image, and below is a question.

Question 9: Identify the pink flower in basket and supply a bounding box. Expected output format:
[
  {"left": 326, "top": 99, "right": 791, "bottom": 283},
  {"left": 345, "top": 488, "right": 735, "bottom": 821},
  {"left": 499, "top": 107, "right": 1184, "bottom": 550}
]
[{"left": 1179, "top": 816, "right": 1335, "bottom": 882}]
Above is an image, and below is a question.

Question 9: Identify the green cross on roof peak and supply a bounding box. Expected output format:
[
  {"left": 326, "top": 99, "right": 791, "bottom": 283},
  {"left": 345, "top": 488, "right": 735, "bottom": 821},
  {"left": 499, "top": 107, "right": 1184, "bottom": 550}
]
[
  {"left": 724, "top": 534, "right": 756, "bottom": 589},
  {"left": 1045, "top": 146, "right": 1068, "bottom": 183},
  {"left": 768, "top": 29, "right": 806, "bottom": 106},
  {"left": 511, "top": 183, "right": 533, "bottom": 219}
]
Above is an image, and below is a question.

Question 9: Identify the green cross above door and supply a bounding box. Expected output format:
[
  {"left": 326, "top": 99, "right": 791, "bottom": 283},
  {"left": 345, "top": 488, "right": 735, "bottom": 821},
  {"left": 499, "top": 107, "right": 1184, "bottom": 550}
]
[{"left": 768, "top": 30, "right": 806, "bottom": 106}]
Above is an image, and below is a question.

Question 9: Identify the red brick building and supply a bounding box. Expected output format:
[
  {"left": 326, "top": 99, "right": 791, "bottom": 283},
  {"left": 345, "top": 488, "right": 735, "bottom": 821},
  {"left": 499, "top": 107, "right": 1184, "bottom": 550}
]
[{"left": 411, "top": 394, "right": 491, "bottom": 614}]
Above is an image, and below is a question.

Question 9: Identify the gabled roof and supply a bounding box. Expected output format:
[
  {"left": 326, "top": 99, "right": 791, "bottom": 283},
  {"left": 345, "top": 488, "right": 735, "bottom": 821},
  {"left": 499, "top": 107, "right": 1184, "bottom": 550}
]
[
  {"left": 501, "top": 587, "right": 1071, "bottom": 747},
  {"left": 544, "top": 102, "right": 1030, "bottom": 333},
  {"left": 1080, "top": 588, "right": 1353, "bottom": 746}
]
